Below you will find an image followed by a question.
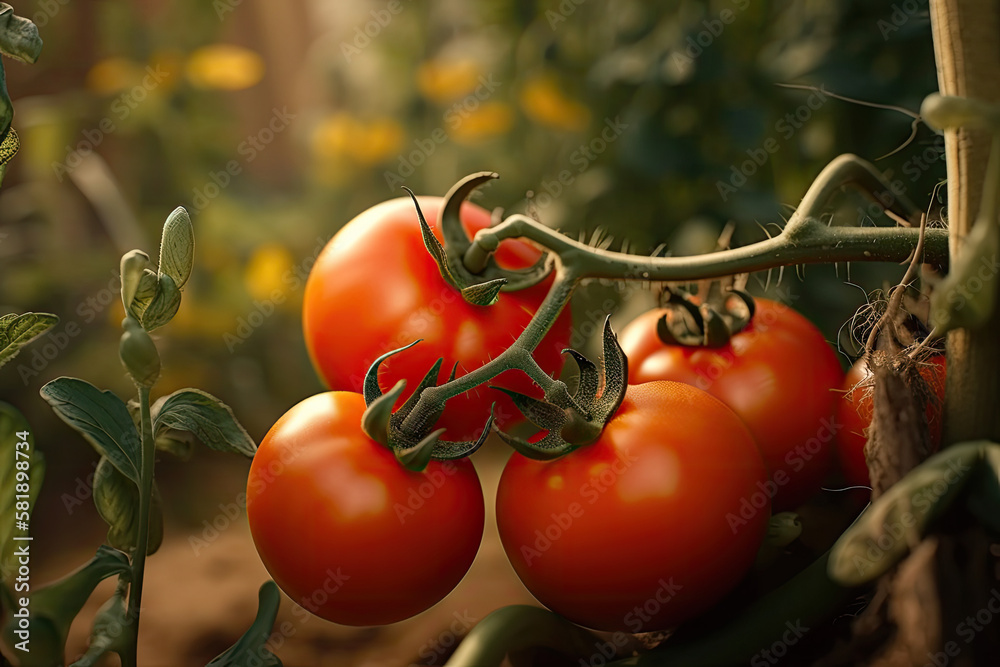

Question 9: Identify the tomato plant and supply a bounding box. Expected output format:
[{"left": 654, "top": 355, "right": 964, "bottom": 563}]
[
  {"left": 303, "top": 196, "right": 572, "bottom": 442},
  {"left": 619, "top": 298, "right": 844, "bottom": 510},
  {"left": 494, "top": 381, "right": 770, "bottom": 632},
  {"left": 835, "top": 355, "right": 947, "bottom": 488},
  {"left": 246, "top": 391, "right": 485, "bottom": 626}
]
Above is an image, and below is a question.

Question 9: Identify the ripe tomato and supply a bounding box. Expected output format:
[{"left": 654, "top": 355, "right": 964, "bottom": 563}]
[
  {"left": 835, "top": 355, "right": 947, "bottom": 488},
  {"left": 495, "top": 381, "right": 770, "bottom": 632},
  {"left": 303, "top": 196, "right": 572, "bottom": 442},
  {"left": 620, "top": 299, "right": 844, "bottom": 510},
  {"left": 246, "top": 392, "right": 485, "bottom": 625}
]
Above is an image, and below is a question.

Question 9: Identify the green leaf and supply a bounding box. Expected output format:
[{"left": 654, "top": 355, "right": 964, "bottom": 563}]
[
  {"left": 206, "top": 581, "right": 283, "bottom": 666},
  {"left": 158, "top": 206, "right": 195, "bottom": 289},
  {"left": 828, "top": 442, "right": 983, "bottom": 586},
  {"left": 0, "top": 5, "right": 43, "bottom": 63},
  {"left": 0, "top": 312, "right": 59, "bottom": 370},
  {"left": 93, "top": 456, "right": 163, "bottom": 555},
  {"left": 153, "top": 388, "right": 256, "bottom": 458},
  {"left": 40, "top": 378, "right": 141, "bottom": 484},
  {"left": 3, "top": 546, "right": 130, "bottom": 664},
  {"left": 0, "top": 402, "right": 44, "bottom": 582}
]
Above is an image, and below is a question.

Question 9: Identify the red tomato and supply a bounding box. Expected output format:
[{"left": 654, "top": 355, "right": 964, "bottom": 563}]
[
  {"left": 620, "top": 299, "right": 844, "bottom": 510},
  {"left": 303, "top": 197, "right": 572, "bottom": 442},
  {"left": 246, "top": 392, "right": 485, "bottom": 625},
  {"left": 495, "top": 381, "right": 770, "bottom": 632},
  {"left": 835, "top": 355, "right": 947, "bottom": 488}
]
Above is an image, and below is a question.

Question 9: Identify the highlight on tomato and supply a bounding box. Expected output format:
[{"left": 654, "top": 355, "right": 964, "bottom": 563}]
[
  {"left": 495, "top": 381, "right": 770, "bottom": 632},
  {"left": 246, "top": 391, "right": 485, "bottom": 626},
  {"left": 302, "top": 196, "right": 572, "bottom": 442},
  {"left": 620, "top": 297, "right": 844, "bottom": 510}
]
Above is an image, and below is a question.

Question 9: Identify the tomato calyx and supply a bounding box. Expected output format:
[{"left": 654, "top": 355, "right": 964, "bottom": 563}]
[
  {"left": 492, "top": 317, "right": 628, "bottom": 460},
  {"left": 656, "top": 281, "right": 756, "bottom": 348},
  {"left": 403, "top": 173, "right": 554, "bottom": 307},
  {"left": 360, "top": 340, "right": 494, "bottom": 471}
]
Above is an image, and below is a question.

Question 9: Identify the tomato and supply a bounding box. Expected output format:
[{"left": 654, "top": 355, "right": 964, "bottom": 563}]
[
  {"left": 303, "top": 197, "right": 572, "bottom": 442},
  {"left": 495, "top": 381, "right": 770, "bottom": 632},
  {"left": 246, "top": 392, "right": 485, "bottom": 625},
  {"left": 835, "top": 355, "right": 947, "bottom": 488},
  {"left": 620, "top": 299, "right": 844, "bottom": 511}
]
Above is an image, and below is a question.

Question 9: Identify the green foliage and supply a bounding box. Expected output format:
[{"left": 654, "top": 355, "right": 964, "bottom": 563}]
[
  {"left": 0, "top": 313, "right": 59, "bottom": 370},
  {"left": 152, "top": 387, "right": 256, "bottom": 457},
  {"left": 40, "top": 377, "right": 142, "bottom": 484},
  {"left": 0, "top": 402, "right": 44, "bottom": 581},
  {"left": 206, "top": 581, "right": 283, "bottom": 667},
  {"left": 93, "top": 456, "right": 164, "bottom": 555}
]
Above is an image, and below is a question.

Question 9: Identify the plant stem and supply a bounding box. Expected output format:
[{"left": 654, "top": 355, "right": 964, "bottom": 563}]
[
  {"left": 122, "top": 384, "right": 154, "bottom": 667},
  {"left": 930, "top": 0, "right": 1000, "bottom": 444}
]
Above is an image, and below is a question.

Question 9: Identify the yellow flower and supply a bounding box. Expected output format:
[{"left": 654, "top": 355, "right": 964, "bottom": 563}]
[
  {"left": 87, "top": 57, "right": 145, "bottom": 94},
  {"left": 519, "top": 74, "right": 590, "bottom": 131},
  {"left": 448, "top": 102, "right": 514, "bottom": 145},
  {"left": 417, "top": 59, "right": 481, "bottom": 104},
  {"left": 244, "top": 243, "right": 295, "bottom": 302},
  {"left": 311, "top": 114, "right": 404, "bottom": 166},
  {"left": 186, "top": 44, "right": 264, "bottom": 90}
]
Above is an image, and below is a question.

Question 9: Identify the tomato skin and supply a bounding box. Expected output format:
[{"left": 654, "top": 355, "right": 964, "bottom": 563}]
[
  {"left": 303, "top": 197, "right": 571, "bottom": 442},
  {"left": 835, "top": 355, "right": 947, "bottom": 488},
  {"left": 620, "top": 299, "right": 844, "bottom": 510},
  {"left": 495, "top": 381, "right": 770, "bottom": 632},
  {"left": 246, "top": 392, "right": 485, "bottom": 626}
]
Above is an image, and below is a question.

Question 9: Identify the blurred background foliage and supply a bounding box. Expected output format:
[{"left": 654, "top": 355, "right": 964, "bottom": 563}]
[{"left": 1, "top": 0, "right": 942, "bottom": 564}]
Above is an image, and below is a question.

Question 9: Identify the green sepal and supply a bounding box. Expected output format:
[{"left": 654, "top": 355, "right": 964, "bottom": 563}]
[
  {"left": 361, "top": 342, "right": 492, "bottom": 468},
  {"left": 460, "top": 277, "right": 507, "bottom": 307},
  {"left": 40, "top": 377, "right": 141, "bottom": 485},
  {"left": 120, "top": 250, "right": 151, "bottom": 314},
  {"left": 206, "top": 581, "right": 283, "bottom": 666},
  {"left": 141, "top": 272, "right": 181, "bottom": 331},
  {"left": 494, "top": 317, "right": 628, "bottom": 460},
  {"left": 0, "top": 311, "right": 59, "bottom": 370},
  {"left": 439, "top": 172, "right": 554, "bottom": 292}
]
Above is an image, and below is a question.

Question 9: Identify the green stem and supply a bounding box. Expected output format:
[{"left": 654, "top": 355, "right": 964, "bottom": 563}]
[
  {"left": 122, "top": 385, "right": 154, "bottom": 667},
  {"left": 443, "top": 605, "right": 602, "bottom": 667}
]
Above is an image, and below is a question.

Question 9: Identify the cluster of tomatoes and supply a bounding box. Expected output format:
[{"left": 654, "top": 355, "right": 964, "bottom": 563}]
[{"left": 245, "top": 196, "right": 946, "bottom": 632}]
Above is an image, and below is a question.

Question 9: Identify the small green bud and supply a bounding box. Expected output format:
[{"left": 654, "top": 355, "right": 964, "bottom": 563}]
[
  {"left": 119, "top": 316, "right": 160, "bottom": 387},
  {"left": 119, "top": 250, "right": 151, "bottom": 313}
]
